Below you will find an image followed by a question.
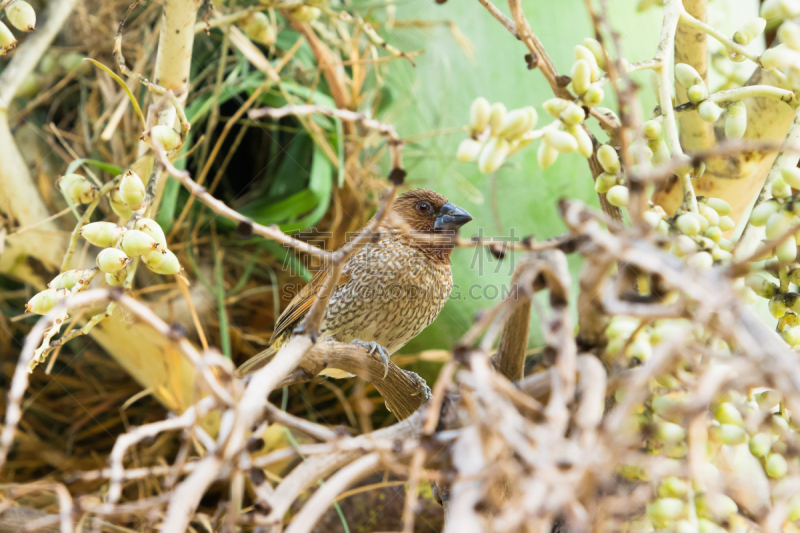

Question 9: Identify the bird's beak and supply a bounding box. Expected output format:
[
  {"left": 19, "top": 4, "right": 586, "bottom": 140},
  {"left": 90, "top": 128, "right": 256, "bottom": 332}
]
[{"left": 434, "top": 202, "right": 473, "bottom": 232}]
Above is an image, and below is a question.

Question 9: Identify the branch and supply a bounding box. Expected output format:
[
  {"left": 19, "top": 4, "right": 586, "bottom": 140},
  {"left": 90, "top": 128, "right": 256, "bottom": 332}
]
[
  {"left": 674, "top": 0, "right": 713, "bottom": 151},
  {"left": 734, "top": 106, "right": 800, "bottom": 261},
  {"left": 657, "top": 0, "right": 698, "bottom": 213}
]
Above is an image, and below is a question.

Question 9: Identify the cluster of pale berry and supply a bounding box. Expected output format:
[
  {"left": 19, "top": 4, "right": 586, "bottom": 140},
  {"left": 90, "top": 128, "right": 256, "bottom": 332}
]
[
  {"left": 675, "top": 63, "right": 747, "bottom": 140},
  {"left": 759, "top": 4, "right": 800, "bottom": 86},
  {"left": 604, "top": 316, "right": 800, "bottom": 532},
  {"left": 457, "top": 40, "right": 612, "bottom": 174},
  {"left": 26, "top": 168, "right": 181, "bottom": 315},
  {"left": 0, "top": 0, "right": 34, "bottom": 54},
  {"left": 456, "top": 97, "right": 538, "bottom": 173},
  {"left": 239, "top": 11, "right": 276, "bottom": 46}
]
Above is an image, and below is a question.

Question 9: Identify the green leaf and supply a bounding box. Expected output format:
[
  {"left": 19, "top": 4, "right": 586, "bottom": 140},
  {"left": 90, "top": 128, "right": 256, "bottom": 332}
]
[
  {"left": 65, "top": 158, "right": 125, "bottom": 177},
  {"left": 279, "top": 144, "right": 333, "bottom": 232},
  {"left": 84, "top": 59, "right": 146, "bottom": 126}
]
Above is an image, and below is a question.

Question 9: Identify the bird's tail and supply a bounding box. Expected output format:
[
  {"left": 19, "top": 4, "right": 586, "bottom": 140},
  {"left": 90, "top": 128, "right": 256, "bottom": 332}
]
[{"left": 234, "top": 346, "right": 277, "bottom": 378}]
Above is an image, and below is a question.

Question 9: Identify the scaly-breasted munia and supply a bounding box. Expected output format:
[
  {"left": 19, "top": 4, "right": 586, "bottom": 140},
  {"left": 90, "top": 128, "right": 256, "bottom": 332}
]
[{"left": 235, "top": 189, "right": 473, "bottom": 378}]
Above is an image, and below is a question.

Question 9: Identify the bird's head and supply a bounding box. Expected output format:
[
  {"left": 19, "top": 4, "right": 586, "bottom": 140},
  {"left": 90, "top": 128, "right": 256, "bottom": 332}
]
[
  {"left": 384, "top": 189, "right": 472, "bottom": 259},
  {"left": 391, "top": 189, "right": 473, "bottom": 234}
]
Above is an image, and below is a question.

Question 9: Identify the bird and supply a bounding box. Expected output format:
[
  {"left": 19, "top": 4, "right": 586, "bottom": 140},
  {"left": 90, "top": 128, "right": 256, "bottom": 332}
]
[{"left": 235, "top": 188, "right": 473, "bottom": 380}]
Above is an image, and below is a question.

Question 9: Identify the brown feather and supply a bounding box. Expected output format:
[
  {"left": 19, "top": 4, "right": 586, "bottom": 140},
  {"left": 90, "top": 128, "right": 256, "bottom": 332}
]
[{"left": 270, "top": 269, "right": 351, "bottom": 343}]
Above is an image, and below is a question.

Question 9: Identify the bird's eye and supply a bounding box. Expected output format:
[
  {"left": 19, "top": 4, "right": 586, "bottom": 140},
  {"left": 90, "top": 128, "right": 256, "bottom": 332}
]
[{"left": 415, "top": 201, "right": 431, "bottom": 214}]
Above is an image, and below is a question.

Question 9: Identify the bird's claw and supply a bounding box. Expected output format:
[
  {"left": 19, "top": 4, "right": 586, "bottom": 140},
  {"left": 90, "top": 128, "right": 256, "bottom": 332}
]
[
  {"left": 405, "top": 370, "right": 431, "bottom": 400},
  {"left": 351, "top": 340, "right": 390, "bottom": 379}
]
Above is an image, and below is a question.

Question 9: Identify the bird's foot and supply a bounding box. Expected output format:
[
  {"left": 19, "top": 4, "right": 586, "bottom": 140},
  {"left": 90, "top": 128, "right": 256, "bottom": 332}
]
[
  {"left": 405, "top": 369, "right": 432, "bottom": 400},
  {"left": 351, "top": 339, "right": 390, "bottom": 379}
]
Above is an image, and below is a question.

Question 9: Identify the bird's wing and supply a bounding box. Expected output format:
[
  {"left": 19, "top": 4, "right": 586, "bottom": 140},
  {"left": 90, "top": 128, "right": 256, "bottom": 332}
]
[
  {"left": 235, "top": 269, "right": 351, "bottom": 378},
  {"left": 270, "top": 268, "right": 351, "bottom": 342}
]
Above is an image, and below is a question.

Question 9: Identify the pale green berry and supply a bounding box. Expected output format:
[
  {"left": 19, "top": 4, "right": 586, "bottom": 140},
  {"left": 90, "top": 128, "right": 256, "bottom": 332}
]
[
  {"left": 718, "top": 238, "right": 734, "bottom": 252},
  {"left": 772, "top": 177, "right": 793, "bottom": 199},
  {"left": 119, "top": 170, "right": 146, "bottom": 210},
  {"left": 762, "top": 0, "right": 783, "bottom": 18},
  {"left": 782, "top": 0, "right": 800, "bottom": 18},
  {"left": 542, "top": 98, "right": 570, "bottom": 118},
  {"left": 606, "top": 316, "right": 639, "bottom": 338},
  {"left": 716, "top": 216, "right": 734, "bottom": 232},
  {"left": 143, "top": 249, "right": 181, "bottom": 275},
  {"left": 544, "top": 130, "right": 578, "bottom": 153},
  {"left": 626, "top": 339, "right": 652, "bottom": 361},
  {"left": 695, "top": 493, "right": 738, "bottom": 521},
  {"left": 0, "top": 21, "right": 16, "bottom": 52},
  {"left": 571, "top": 59, "right": 591, "bottom": 95},
  {"left": 780, "top": 20, "right": 800, "bottom": 50},
  {"left": 80, "top": 222, "right": 125, "bottom": 248},
  {"left": 597, "top": 145, "right": 620, "bottom": 174},
  {"left": 497, "top": 108, "right": 533, "bottom": 139},
  {"left": 757, "top": 389, "right": 782, "bottom": 410},
  {"left": 712, "top": 247, "right": 732, "bottom": 262},
  {"left": 120, "top": 230, "right": 158, "bottom": 257},
  {"left": 688, "top": 251, "right": 713, "bottom": 270},
  {"left": 789, "top": 494, "right": 800, "bottom": 522},
  {"left": 606, "top": 185, "right": 629, "bottom": 207},
  {"left": 658, "top": 477, "right": 688, "bottom": 498},
  {"left": 760, "top": 44, "right": 797, "bottom": 70},
  {"left": 698, "top": 100, "right": 721, "bottom": 123},
  {"left": 456, "top": 138, "right": 484, "bottom": 162},
  {"left": 783, "top": 326, "right": 800, "bottom": 346},
  {"left": 698, "top": 519, "right": 726, "bottom": 533},
  {"left": 782, "top": 167, "right": 800, "bottom": 189},
  {"left": 766, "top": 210, "right": 794, "bottom": 239},
  {"left": 6, "top": 1, "right": 35, "bottom": 32},
  {"left": 145, "top": 125, "right": 181, "bottom": 151},
  {"left": 26, "top": 288, "right": 67, "bottom": 314},
  {"left": 715, "top": 402, "right": 744, "bottom": 426},
  {"left": 656, "top": 219, "right": 670, "bottom": 235},
  {"left": 567, "top": 125, "right": 593, "bottom": 158},
  {"left": 704, "top": 226, "right": 722, "bottom": 243},
  {"left": 675, "top": 63, "right": 702, "bottom": 88},
  {"left": 290, "top": 6, "right": 321, "bottom": 21},
  {"left": 48, "top": 269, "right": 94, "bottom": 290},
  {"left": 672, "top": 235, "right": 697, "bottom": 257},
  {"left": 735, "top": 17, "right": 767, "bottom": 45},
  {"left": 469, "top": 97, "right": 491, "bottom": 133},
  {"left": 240, "top": 12, "right": 275, "bottom": 45},
  {"left": 575, "top": 44, "right": 600, "bottom": 81},
  {"left": 776, "top": 235, "right": 797, "bottom": 262},
  {"left": 105, "top": 271, "right": 126, "bottom": 287},
  {"left": 676, "top": 213, "right": 701, "bottom": 236},
  {"left": 749, "top": 432, "right": 772, "bottom": 457},
  {"left": 771, "top": 413, "right": 790, "bottom": 433},
  {"left": 688, "top": 84, "right": 708, "bottom": 103},
  {"left": 109, "top": 187, "right": 134, "bottom": 220},
  {"left": 582, "top": 38, "right": 606, "bottom": 69},
  {"left": 582, "top": 85, "right": 604, "bottom": 107},
  {"left": 791, "top": 268, "right": 800, "bottom": 285},
  {"left": 594, "top": 106, "right": 618, "bottom": 123},
  {"left": 709, "top": 424, "right": 748, "bottom": 445},
  {"left": 644, "top": 210, "right": 662, "bottom": 228},
  {"left": 649, "top": 139, "right": 671, "bottom": 165},
  {"left": 96, "top": 248, "right": 129, "bottom": 274},
  {"left": 134, "top": 218, "right": 167, "bottom": 249},
  {"left": 478, "top": 138, "right": 510, "bottom": 173},
  {"left": 59, "top": 174, "right": 97, "bottom": 204},
  {"left": 657, "top": 421, "right": 686, "bottom": 444},
  {"left": 750, "top": 201, "right": 779, "bottom": 226},
  {"left": 643, "top": 120, "right": 661, "bottom": 140},
  {"left": 769, "top": 295, "right": 788, "bottom": 318},
  {"left": 560, "top": 103, "right": 585, "bottom": 126},
  {"left": 699, "top": 204, "right": 720, "bottom": 227},
  {"left": 646, "top": 498, "right": 685, "bottom": 528},
  {"left": 537, "top": 142, "right": 559, "bottom": 169},
  {"left": 488, "top": 102, "right": 506, "bottom": 134},
  {"left": 766, "top": 453, "right": 788, "bottom": 478},
  {"left": 746, "top": 274, "right": 778, "bottom": 298},
  {"left": 594, "top": 173, "right": 618, "bottom": 195},
  {"left": 725, "top": 101, "right": 747, "bottom": 140}
]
